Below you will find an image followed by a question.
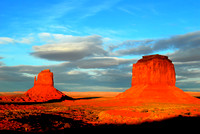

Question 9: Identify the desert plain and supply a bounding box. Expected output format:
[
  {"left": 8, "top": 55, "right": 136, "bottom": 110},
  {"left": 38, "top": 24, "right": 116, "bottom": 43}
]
[
  {"left": 1, "top": 91, "right": 200, "bottom": 131},
  {"left": 1, "top": 55, "right": 200, "bottom": 131}
]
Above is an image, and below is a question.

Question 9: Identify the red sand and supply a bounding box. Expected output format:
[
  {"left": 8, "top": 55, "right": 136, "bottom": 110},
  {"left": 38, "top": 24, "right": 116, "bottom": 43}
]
[
  {"left": 1, "top": 91, "right": 200, "bottom": 130},
  {"left": 116, "top": 85, "right": 200, "bottom": 104}
]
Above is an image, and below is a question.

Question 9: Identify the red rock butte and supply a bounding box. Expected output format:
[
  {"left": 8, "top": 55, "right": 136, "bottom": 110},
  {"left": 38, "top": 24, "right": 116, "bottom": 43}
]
[
  {"left": 25, "top": 69, "right": 66, "bottom": 102},
  {"left": 116, "top": 54, "right": 199, "bottom": 103}
]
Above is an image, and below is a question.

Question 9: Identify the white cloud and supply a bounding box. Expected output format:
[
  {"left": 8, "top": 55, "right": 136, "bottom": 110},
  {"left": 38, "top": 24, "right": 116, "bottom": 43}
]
[
  {"left": 38, "top": 32, "right": 74, "bottom": 43},
  {"left": 0, "top": 37, "right": 14, "bottom": 44},
  {"left": 38, "top": 32, "right": 51, "bottom": 38},
  {"left": 17, "top": 37, "right": 34, "bottom": 44},
  {"left": 76, "top": 57, "right": 135, "bottom": 68},
  {"left": 0, "top": 36, "right": 34, "bottom": 45},
  {"left": 22, "top": 73, "right": 36, "bottom": 78},
  {"left": 67, "top": 70, "right": 82, "bottom": 75},
  {"left": 32, "top": 34, "right": 107, "bottom": 61},
  {"left": 33, "top": 43, "right": 86, "bottom": 52}
]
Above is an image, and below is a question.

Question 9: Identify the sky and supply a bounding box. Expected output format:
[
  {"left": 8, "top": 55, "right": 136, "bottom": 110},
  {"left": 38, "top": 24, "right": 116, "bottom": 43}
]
[{"left": 0, "top": 0, "right": 200, "bottom": 92}]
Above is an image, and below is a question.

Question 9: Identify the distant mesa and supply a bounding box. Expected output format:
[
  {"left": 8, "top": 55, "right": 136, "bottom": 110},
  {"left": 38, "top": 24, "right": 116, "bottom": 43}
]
[
  {"left": 24, "top": 69, "right": 67, "bottom": 102},
  {"left": 116, "top": 54, "right": 199, "bottom": 103},
  {"left": 0, "top": 69, "right": 69, "bottom": 102}
]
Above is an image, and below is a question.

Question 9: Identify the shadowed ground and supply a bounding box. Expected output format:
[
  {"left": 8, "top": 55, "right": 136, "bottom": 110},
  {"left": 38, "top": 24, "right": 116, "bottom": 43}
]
[{"left": 0, "top": 113, "right": 200, "bottom": 132}]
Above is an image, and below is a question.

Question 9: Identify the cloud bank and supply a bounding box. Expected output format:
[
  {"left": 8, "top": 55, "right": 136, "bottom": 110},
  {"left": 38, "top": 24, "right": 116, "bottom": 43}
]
[
  {"left": 32, "top": 34, "right": 107, "bottom": 61},
  {"left": 111, "top": 31, "right": 200, "bottom": 62},
  {"left": 0, "top": 31, "right": 200, "bottom": 92}
]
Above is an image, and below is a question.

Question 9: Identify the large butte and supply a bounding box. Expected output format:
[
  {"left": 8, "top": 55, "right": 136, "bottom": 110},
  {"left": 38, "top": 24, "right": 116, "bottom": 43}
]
[
  {"left": 116, "top": 54, "right": 199, "bottom": 103},
  {"left": 25, "top": 69, "right": 67, "bottom": 102}
]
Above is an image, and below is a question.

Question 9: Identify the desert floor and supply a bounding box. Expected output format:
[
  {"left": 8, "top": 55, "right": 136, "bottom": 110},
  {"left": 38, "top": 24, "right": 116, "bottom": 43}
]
[{"left": 1, "top": 91, "right": 200, "bottom": 132}]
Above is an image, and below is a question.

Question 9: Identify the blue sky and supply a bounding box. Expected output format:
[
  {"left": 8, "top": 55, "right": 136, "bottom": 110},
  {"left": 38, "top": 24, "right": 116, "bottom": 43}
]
[{"left": 0, "top": 0, "right": 200, "bottom": 92}]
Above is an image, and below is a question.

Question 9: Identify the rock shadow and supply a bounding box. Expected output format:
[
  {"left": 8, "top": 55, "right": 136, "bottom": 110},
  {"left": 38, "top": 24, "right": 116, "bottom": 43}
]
[
  {"left": 0, "top": 95, "right": 103, "bottom": 105},
  {"left": 1, "top": 115, "right": 200, "bottom": 133},
  {"left": 0, "top": 95, "right": 74, "bottom": 105},
  {"left": 12, "top": 113, "right": 91, "bottom": 132},
  {"left": 74, "top": 97, "right": 101, "bottom": 100},
  {"left": 94, "top": 115, "right": 200, "bottom": 128}
]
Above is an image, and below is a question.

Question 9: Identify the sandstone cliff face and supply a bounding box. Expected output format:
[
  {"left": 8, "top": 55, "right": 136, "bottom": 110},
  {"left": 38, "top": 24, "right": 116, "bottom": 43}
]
[
  {"left": 25, "top": 69, "right": 66, "bottom": 102},
  {"left": 116, "top": 54, "right": 199, "bottom": 103},
  {"left": 34, "top": 69, "right": 54, "bottom": 86},
  {"left": 132, "top": 55, "right": 176, "bottom": 86}
]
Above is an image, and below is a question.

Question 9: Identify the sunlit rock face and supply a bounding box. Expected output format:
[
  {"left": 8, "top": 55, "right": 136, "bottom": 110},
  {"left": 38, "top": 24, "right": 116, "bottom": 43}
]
[
  {"left": 116, "top": 54, "right": 199, "bottom": 103},
  {"left": 132, "top": 54, "right": 175, "bottom": 86},
  {"left": 34, "top": 69, "right": 54, "bottom": 87},
  {"left": 25, "top": 69, "right": 66, "bottom": 102}
]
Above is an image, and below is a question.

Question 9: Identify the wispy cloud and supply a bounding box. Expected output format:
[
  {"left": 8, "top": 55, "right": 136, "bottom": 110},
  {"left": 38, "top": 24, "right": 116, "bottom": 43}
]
[
  {"left": 42, "top": 0, "right": 81, "bottom": 20},
  {"left": 118, "top": 7, "right": 137, "bottom": 16},
  {"left": 0, "top": 57, "right": 4, "bottom": 66},
  {"left": 80, "top": 0, "right": 121, "bottom": 19},
  {"left": 118, "top": 3, "right": 160, "bottom": 17},
  {"left": 41, "top": 0, "right": 120, "bottom": 22},
  {"left": 83, "top": 27, "right": 123, "bottom": 38},
  {"left": 49, "top": 25, "right": 80, "bottom": 34},
  {"left": 0, "top": 37, "right": 14, "bottom": 44},
  {"left": 0, "top": 36, "right": 34, "bottom": 45},
  {"left": 75, "top": 57, "right": 135, "bottom": 69}
]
